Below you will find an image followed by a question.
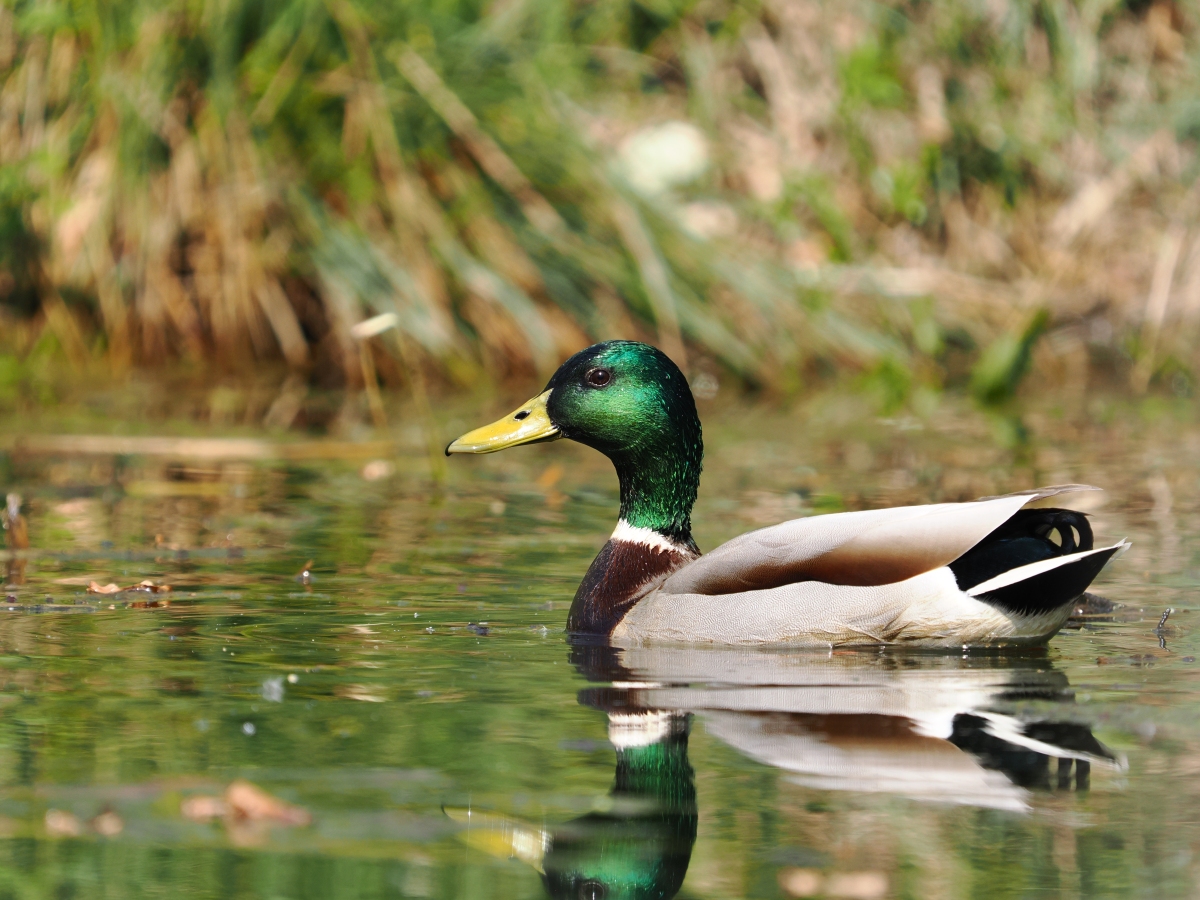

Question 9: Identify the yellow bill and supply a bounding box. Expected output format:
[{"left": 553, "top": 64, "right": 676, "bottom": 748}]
[
  {"left": 446, "top": 390, "right": 560, "bottom": 455},
  {"left": 443, "top": 807, "right": 549, "bottom": 872}
]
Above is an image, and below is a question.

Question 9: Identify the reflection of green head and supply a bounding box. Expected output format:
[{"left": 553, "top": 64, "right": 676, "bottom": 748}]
[{"left": 541, "top": 722, "right": 697, "bottom": 900}]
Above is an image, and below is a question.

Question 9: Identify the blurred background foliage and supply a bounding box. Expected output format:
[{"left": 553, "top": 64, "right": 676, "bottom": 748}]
[{"left": 0, "top": 0, "right": 1197, "bottom": 409}]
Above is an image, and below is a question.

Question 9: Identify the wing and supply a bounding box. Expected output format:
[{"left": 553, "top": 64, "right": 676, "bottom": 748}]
[{"left": 660, "top": 485, "right": 1101, "bottom": 594}]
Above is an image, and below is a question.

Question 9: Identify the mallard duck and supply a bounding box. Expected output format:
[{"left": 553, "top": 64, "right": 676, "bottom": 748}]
[{"left": 447, "top": 341, "right": 1128, "bottom": 647}]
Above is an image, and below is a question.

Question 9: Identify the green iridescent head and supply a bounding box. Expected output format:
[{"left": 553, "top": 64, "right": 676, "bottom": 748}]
[{"left": 449, "top": 341, "right": 703, "bottom": 543}]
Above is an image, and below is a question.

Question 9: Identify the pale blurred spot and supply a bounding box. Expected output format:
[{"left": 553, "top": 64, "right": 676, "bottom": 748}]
[
  {"left": 1147, "top": 1, "right": 1183, "bottom": 60},
  {"left": 183, "top": 780, "right": 311, "bottom": 829},
  {"left": 826, "top": 872, "right": 888, "bottom": 900},
  {"left": 54, "top": 497, "right": 105, "bottom": 546},
  {"left": 914, "top": 65, "right": 950, "bottom": 144},
  {"left": 617, "top": 121, "right": 710, "bottom": 196},
  {"left": 778, "top": 867, "right": 823, "bottom": 897},
  {"left": 691, "top": 372, "right": 719, "bottom": 401},
  {"left": 261, "top": 676, "right": 285, "bottom": 702},
  {"left": 786, "top": 237, "right": 829, "bottom": 272},
  {"left": 489, "top": 500, "right": 506, "bottom": 516},
  {"left": 91, "top": 809, "right": 123, "bottom": 837},
  {"left": 225, "top": 779, "right": 312, "bottom": 825},
  {"left": 336, "top": 684, "right": 387, "bottom": 703},
  {"left": 679, "top": 201, "right": 737, "bottom": 241},
  {"left": 361, "top": 459, "right": 395, "bottom": 481},
  {"left": 350, "top": 312, "right": 400, "bottom": 339},
  {"left": 778, "top": 868, "right": 887, "bottom": 899},
  {"left": 536, "top": 464, "right": 563, "bottom": 490},
  {"left": 53, "top": 152, "right": 112, "bottom": 277},
  {"left": 535, "top": 463, "right": 568, "bottom": 510},
  {"left": 728, "top": 121, "right": 782, "bottom": 202},
  {"left": 44, "top": 809, "right": 82, "bottom": 838},
  {"left": 181, "top": 795, "right": 229, "bottom": 822}
]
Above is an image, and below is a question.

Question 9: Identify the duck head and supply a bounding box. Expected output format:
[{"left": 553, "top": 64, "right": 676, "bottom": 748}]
[{"left": 448, "top": 341, "right": 703, "bottom": 548}]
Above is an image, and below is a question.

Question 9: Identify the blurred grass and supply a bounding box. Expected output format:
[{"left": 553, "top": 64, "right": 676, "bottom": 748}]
[{"left": 0, "top": 0, "right": 1197, "bottom": 406}]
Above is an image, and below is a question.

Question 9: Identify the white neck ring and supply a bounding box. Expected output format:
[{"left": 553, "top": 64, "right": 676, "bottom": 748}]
[{"left": 611, "top": 520, "right": 688, "bottom": 554}]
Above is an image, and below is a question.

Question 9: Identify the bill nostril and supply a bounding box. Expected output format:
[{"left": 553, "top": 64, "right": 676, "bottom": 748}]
[{"left": 514, "top": 410, "right": 530, "bottom": 421}]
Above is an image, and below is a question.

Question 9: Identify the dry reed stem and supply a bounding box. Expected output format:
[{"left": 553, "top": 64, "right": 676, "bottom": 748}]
[
  {"left": 1049, "top": 132, "right": 1172, "bottom": 249},
  {"left": 357, "top": 337, "right": 388, "bottom": 429},
  {"left": 608, "top": 197, "right": 687, "bottom": 369},
  {"left": 1133, "top": 225, "right": 1185, "bottom": 393},
  {"left": 395, "top": 47, "right": 567, "bottom": 238},
  {"left": 743, "top": 25, "right": 818, "bottom": 169}
]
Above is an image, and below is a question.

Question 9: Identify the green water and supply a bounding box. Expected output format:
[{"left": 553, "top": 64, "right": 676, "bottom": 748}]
[{"left": 0, "top": 387, "right": 1198, "bottom": 899}]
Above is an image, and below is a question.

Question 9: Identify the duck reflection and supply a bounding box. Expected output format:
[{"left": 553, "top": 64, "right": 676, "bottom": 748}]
[
  {"left": 451, "top": 646, "right": 1122, "bottom": 899},
  {"left": 448, "top": 708, "right": 697, "bottom": 900},
  {"left": 574, "top": 643, "right": 1123, "bottom": 812}
]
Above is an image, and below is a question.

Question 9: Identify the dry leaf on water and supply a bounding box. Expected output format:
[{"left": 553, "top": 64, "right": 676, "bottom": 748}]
[
  {"left": 44, "top": 809, "right": 82, "bottom": 837},
  {"left": 361, "top": 459, "right": 395, "bottom": 481},
  {"left": 335, "top": 684, "right": 386, "bottom": 703},
  {"left": 778, "top": 868, "right": 888, "bottom": 900},
  {"left": 226, "top": 780, "right": 311, "bottom": 825},
  {"left": 87, "top": 579, "right": 173, "bottom": 600},
  {"left": 182, "top": 780, "right": 311, "bottom": 827},
  {"left": 181, "top": 795, "right": 229, "bottom": 822},
  {"left": 129, "top": 579, "right": 172, "bottom": 593},
  {"left": 91, "top": 809, "right": 123, "bottom": 836}
]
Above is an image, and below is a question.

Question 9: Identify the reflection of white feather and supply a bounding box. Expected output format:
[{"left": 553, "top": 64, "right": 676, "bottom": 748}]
[
  {"left": 701, "top": 711, "right": 1031, "bottom": 812},
  {"left": 601, "top": 644, "right": 1121, "bottom": 811},
  {"left": 976, "top": 712, "right": 1127, "bottom": 768},
  {"left": 608, "top": 711, "right": 676, "bottom": 749}
]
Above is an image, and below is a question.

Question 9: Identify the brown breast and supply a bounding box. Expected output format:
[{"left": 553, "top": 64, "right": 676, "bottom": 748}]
[{"left": 567, "top": 539, "right": 695, "bottom": 636}]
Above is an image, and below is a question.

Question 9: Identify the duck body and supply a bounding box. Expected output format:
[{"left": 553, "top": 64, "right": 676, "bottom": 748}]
[{"left": 448, "top": 341, "right": 1127, "bottom": 648}]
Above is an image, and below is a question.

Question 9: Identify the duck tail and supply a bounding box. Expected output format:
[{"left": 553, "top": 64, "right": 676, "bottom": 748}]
[{"left": 965, "top": 541, "right": 1130, "bottom": 617}]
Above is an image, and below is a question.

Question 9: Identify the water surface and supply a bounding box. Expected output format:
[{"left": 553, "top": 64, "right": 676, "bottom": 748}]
[{"left": 0, "top": 387, "right": 1197, "bottom": 899}]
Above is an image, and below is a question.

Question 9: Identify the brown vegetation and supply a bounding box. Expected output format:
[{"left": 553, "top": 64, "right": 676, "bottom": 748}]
[{"left": 0, "top": 0, "right": 1196, "bottom": 403}]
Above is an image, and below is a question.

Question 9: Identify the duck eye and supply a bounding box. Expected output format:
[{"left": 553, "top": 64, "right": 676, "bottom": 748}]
[{"left": 585, "top": 368, "right": 612, "bottom": 388}]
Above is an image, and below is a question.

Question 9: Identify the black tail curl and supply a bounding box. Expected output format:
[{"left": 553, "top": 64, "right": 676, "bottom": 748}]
[{"left": 949, "top": 508, "right": 1094, "bottom": 593}]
